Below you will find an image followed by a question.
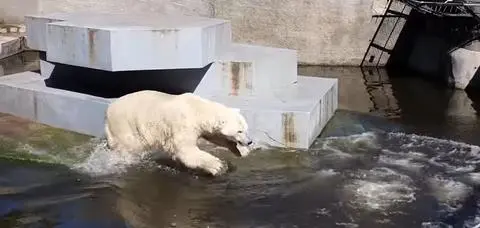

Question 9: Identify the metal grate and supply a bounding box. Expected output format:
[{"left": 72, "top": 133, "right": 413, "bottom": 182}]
[{"left": 400, "top": 0, "right": 480, "bottom": 20}]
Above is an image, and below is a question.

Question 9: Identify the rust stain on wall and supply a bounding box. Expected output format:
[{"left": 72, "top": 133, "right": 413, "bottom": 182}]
[
  {"left": 227, "top": 61, "right": 252, "bottom": 96},
  {"left": 282, "top": 112, "right": 297, "bottom": 147},
  {"left": 33, "top": 95, "right": 38, "bottom": 120},
  {"left": 230, "top": 62, "right": 240, "bottom": 96},
  {"left": 88, "top": 28, "right": 99, "bottom": 65}
]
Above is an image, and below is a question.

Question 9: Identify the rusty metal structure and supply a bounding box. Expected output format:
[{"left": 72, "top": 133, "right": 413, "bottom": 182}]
[{"left": 361, "top": 0, "right": 480, "bottom": 67}]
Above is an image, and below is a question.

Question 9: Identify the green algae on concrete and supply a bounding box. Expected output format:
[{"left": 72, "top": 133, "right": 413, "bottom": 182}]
[{"left": 0, "top": 113, "right": 96, "bottom": 165}]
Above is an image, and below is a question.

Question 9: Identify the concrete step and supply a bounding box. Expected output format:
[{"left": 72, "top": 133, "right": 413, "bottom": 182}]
[
  {"left": 194, "top": 43, "right": 298, "bottom": 97},
  {"left": 39, "top": 42, "right": 299, "bottom": 97},
  {"left": 196, "top": 76, "right": 338, "bottom": 149},
  {"left": 0, "top": 36, "right": 25, "bottom": 60},
  {"left": 0, "top": 71, "right": 337, "bottom": 149},
  {"left": 25, "top": 12, "right": 232, "bottom": 71},
  {"left": 0, "top": 72, "right": 110, "bottom": 136},
  {"left": 26, "top": 12, "right": 106, "bottom": 51}
]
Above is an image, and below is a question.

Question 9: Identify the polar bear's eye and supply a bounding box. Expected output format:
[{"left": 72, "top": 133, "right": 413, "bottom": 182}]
[{"left": 237, "top": 130, "right": 243, "bottom": 133}]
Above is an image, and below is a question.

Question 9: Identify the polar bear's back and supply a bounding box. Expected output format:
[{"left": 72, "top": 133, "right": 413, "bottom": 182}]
[{"left": 105, "top": 90, "right": 229, "bottom": 152}]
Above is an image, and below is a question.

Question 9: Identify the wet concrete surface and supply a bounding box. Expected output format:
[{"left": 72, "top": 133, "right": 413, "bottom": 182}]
[{"left": 0, "top": 52, "right": 479, "bottom": 227}]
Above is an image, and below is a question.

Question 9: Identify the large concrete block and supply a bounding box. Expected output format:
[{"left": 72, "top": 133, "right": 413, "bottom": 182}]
[
  {"left": 450, "top": 48, "right": 480, "bottom": 90},
  {"left": 0, "top": 72, "right": 111, "bottom": 136},
  {"left": 40, "top": 43, "right": 298, "bottom": 97},
  {"left": 194, "top": 43, "right": 298, "bottom": 97},
  {"left": 26, "top": 12, "right": 232, "bottom": 71},
  {"left": 25, "top": 13, "right": 73, "bottom": 51},
  {"left": 0, "top": 72, "right": 40, "bottom": 120},
  {"left": 197, "top": 76, "right": 338, "bottom": 149},
  {"left": 26, "top": 13, "right": 112, "bottom": 51}
]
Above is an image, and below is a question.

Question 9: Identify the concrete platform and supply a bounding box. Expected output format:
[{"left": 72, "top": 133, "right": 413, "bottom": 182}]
[
  {"left": 0, "top": 36, "right": 24, "bottom": 60},
  {"left": 25, "top": 12, "right": 231, "bottom": 71},
  {"left": 0, "top": 72, "right": 110, "bottom": 136},
  {"left": 194, "top": 43, "right": 298, "bottom": 97},
  {"left": 39, "top": 42, "right": 299, "bottom": 97},
  {"left": 0, "top": 71, "right": 337, "bottom": 149},
  {"left": 197, "top": 76, "right": 338, "bottom": 149},
  {"left": 25, "top": 12, "right": 92, "bottom": 51}
]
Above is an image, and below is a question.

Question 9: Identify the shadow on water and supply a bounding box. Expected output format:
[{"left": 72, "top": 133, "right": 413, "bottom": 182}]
[{"left": 1, "top": 53, "right": 480, "bottom": 227}]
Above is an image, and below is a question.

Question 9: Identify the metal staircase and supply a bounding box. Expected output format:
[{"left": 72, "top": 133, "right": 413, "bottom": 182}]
[{"left": 361, "top": 0, "right": 411, "bottom": 67}]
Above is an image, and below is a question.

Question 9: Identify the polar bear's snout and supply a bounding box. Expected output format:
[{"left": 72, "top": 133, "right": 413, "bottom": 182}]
[{"left": 235, "top": 131, "right": 253, "bottom": 147}]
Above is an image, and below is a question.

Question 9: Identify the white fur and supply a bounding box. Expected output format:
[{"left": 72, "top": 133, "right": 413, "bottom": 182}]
[{"left": 104, "top": 90, "right": 252, "bottom": 176}]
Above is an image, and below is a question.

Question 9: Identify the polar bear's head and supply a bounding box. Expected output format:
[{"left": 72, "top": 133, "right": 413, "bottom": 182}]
[
  {"left": 219, "top": 108, "right": 252, "bottom": 146},
  {"left": 216, "top": 108, "right": 253, "bottom": 156}
]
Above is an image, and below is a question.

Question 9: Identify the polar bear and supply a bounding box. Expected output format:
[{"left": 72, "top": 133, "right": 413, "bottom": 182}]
[{"left": 104, "top": 90, "right": 253, "bottom": 176}]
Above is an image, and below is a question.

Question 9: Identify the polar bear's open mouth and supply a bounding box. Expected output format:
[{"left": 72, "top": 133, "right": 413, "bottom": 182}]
[
  {"left": 218, "top": 137, "right": 251, "bottom": 157},
  {"left": 202, "top": 134, "right": 252, "bottom": 157},
  {"left": 229, "top": 139, "right": 252, "bottom": 157}
]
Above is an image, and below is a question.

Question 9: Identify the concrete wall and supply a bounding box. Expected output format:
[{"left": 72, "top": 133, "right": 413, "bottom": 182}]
[
  {"left": 0, "top": 0, "right": 389, "bottom": 65},
  {"left": 0, "top": 0, "right": 40, "bottom": 24}
]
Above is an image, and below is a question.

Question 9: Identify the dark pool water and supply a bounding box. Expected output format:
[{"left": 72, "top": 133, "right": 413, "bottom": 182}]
[{"left": 1, "top": 53, "right": 480, "bottom": 227}]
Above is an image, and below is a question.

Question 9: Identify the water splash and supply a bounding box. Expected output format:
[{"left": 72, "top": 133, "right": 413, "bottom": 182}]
[{"left": 71, "top": 139, "right": 153, "bottom": 177}]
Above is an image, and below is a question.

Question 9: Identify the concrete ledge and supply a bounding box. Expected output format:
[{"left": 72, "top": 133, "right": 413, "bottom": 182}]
[
  {"left": 25, "top": 13, "right": 74, "bottom": 51},
  {"left": 0, "top": 71, "right": 337, "bottom": 149},
  {"left": 0, "top": 72, "right": 111, "bottom": 136},
  {"left": 195, "top": 43, "right": 298, "bottom": 97},
  {"left": 26, "top": 12, "right": 232, "bottom": 71},
  {"left": 0, "top": 36, "right": 25, "bottom": 60}
]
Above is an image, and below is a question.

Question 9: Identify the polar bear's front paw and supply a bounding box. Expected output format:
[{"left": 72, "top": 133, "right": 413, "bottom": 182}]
[
  {"left": 198, "top": 154, "right": 227, "bottom": 176},
  {"left": 176, "top": 150, "right": 227, "bottom": 176}
]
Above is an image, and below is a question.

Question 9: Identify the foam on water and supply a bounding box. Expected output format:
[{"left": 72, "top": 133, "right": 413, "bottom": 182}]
[
  {"left": 315, "top": 131, "right": 480, "bottom": 224},
  {"left": 421, "top": 222, "right": 454, "bottom": 228},
  {"left": 344, "top": 167, "right": 416, "bottom": 211},
  {"left": 467, "top": 172, "right": 480, "bottom": 184},
  {"left": 427, "top": 175, "right": 473, "bottom": 212},
  {"left": 312, "top": 132, "right": 380, "bottom": 161},
  {"left": 316, "top": 169, "right": 340, "bottom": 177},
  {"left": 378, "top": 153, "right": 425, "bottom": 172}
]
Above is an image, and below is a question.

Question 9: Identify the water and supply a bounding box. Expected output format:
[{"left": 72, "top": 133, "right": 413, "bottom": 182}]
[{"left": 1, "top": 53, "right": 480, "bottom": 227}]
